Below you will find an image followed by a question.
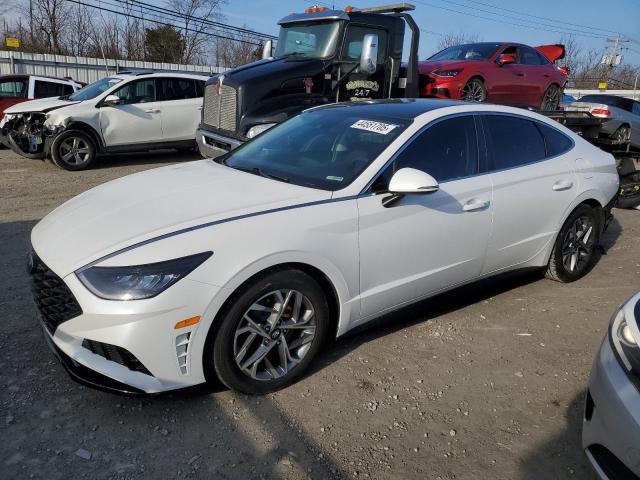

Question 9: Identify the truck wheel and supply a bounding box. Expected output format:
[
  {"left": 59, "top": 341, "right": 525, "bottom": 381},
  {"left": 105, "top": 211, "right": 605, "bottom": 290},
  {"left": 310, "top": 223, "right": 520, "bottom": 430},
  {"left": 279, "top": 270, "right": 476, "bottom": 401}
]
[
  {"left": 618, "top": 173, "right": 640, "bottom": 209},
  {"left": 546, "top": 205, "right": 601, "bottom": 283},
  {"left": 461, "top": 79, "right": 486, "bottom": 102},
  {"left": 51, "top": 130, "right": 97, "bottom": 171},
  {"left": 541, "top": 85, "right": 561, "bottom": 111},
  {"left": 211, "top": 269, "right": 329, "bottom": 394}
]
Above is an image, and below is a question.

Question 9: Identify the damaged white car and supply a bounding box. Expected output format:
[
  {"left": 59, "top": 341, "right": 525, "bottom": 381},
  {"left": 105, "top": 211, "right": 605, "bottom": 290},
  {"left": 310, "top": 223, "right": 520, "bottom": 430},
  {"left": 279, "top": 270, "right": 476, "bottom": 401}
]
[{"left": 0, "top": 72, "right": 208, "bottom": 170}]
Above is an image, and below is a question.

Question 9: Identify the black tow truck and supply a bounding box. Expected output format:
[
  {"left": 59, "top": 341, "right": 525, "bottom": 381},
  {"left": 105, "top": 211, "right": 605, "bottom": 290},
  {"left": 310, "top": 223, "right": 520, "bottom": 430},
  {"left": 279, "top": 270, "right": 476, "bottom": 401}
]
[{"left": 196, "top": 3, "right": 421, "bottom": 157}]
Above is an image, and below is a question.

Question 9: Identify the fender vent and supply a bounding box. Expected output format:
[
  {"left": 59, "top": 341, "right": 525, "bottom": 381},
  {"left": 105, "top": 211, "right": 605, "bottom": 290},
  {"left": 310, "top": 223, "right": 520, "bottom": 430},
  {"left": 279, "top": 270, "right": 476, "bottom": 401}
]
[{"left": 176, "top": 332, "right": 192, "bottom": 375}]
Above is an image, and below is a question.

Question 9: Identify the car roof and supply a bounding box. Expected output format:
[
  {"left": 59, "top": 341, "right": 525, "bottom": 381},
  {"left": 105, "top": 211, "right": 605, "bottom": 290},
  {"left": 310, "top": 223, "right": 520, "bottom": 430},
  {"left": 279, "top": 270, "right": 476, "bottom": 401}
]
[
  {"left": 310, "top": 98, "right": 473, "bottom": 120},
  {"left": 0, "top": 74, "right": 79, "bottom": 83},
  {"left": 111, "top": 72, "right": 211, "bottom": 80}
]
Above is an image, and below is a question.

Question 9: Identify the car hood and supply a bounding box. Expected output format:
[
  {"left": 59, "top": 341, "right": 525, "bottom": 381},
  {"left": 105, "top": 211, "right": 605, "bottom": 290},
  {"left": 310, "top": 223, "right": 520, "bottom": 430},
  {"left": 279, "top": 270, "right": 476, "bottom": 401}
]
[
  {"left": 4, "top": 96, "right": 80, "bottom": 114},
  {"left": 418, "top": 60, "right": 471, "bottom": 74},
  {"left": 31, "top": 160, "right": 332, "bottom": 276}
]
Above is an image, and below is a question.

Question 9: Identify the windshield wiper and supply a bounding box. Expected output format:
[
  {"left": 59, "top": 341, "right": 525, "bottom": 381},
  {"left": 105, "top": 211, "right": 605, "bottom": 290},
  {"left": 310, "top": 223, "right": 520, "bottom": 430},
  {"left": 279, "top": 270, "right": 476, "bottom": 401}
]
[{"left": 232, "top": 166, "right": 290, "bottom": 183}]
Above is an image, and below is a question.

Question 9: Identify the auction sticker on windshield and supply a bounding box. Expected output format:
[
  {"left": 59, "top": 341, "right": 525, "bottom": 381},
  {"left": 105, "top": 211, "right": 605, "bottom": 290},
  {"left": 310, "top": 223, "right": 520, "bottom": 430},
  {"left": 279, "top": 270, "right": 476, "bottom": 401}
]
[{"left": 350, "top": 119, "right": 398, "bottom": 135}]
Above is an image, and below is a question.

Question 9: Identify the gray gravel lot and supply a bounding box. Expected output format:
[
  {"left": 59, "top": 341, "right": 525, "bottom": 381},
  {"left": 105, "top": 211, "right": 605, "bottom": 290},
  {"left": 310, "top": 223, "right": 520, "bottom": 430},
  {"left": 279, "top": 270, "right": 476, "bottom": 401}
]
[{"left": 1, "top": 148, "right": 638, "bottom": 479}]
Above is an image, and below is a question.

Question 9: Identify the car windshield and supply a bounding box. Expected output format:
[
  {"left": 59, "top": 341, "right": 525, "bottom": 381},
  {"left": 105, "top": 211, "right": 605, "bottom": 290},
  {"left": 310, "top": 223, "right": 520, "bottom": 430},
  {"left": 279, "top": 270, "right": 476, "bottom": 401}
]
[
  {"left": 274, "top": 21, "right": 341, "bottom": 59},
  {"left": 223, "top": 108, "right": 410, "bottom": 190},
  {"left": 68, "top": 77, "right": 123, "bottom": 101},
  {"left": 0, "top": 79, "right": 28, "bottom": 98},
  {"left": 428, "top": 43, "right": 501, "bottom": 61}
]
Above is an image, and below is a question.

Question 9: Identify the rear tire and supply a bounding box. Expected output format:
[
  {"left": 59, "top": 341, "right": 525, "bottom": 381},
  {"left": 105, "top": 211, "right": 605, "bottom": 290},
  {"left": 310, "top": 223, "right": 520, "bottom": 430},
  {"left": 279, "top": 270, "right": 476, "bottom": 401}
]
[
  {"left": 546, "top": 205, "right": 601, "bottom": 282},
  {"left": 460, "top": 79, "right": 486, "bottom": 102},
  {"left": 541, "top": 84, "right": 561, "bottom": 111},
  {"left": 211, "top": 269, "right": 330, "bottom": 394},
  {"left": 617, "top": 173, "right": 640, "bottom": 209},
  {"left": 612, "top": 125, "right": 631, "bottom": 146},
  {"left": 51, "top": 130, "right": 97, "bottom": 171}
]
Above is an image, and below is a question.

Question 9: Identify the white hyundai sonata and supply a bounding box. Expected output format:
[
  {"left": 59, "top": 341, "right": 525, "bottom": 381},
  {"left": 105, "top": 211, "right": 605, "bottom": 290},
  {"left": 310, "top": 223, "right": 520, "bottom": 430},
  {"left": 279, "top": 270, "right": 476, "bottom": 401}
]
[{"left": 29, "top": 99, "right": 619, "bottom": 395}]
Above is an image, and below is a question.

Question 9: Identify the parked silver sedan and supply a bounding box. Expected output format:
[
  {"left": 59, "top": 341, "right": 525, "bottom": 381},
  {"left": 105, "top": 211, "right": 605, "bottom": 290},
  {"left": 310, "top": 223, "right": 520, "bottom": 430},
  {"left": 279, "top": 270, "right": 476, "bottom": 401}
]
[
  {"left": 566, "top": 95, "right": 640, "bottom": 149},
  {"left": 583, "top": 291, "right": 640, "bottom": 479}
]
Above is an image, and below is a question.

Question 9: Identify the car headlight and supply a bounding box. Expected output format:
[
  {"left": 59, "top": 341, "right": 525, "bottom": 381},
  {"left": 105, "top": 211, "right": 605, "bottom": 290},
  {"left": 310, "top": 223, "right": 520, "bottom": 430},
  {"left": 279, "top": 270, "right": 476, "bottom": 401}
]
[
  {"left": 76, "top": 252, "right": 212, "bottom": 300},
  {"left": 609, "top": 295, "right": 640, "bottom": 376},
  {"left": 246, "top": 123, "right": 276, "bottom": 139},
  {"left": 432, "top": 69, "right": 463, "bottom": 77}
]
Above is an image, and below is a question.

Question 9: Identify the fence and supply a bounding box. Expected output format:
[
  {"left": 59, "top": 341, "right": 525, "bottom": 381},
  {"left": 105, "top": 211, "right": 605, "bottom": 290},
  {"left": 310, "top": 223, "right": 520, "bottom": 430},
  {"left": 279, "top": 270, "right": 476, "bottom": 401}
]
[{"left": 0, "top": 50, "right": 225, "bottom": 84}]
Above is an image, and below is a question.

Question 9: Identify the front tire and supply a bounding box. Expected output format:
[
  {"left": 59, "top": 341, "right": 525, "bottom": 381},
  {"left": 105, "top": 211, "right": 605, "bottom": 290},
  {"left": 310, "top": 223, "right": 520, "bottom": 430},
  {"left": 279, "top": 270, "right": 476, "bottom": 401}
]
[
  {"left": 212, "top": 270, "right": 330, "bottom": 394},
  {"left": 51, "top": 130, "right": 97, "bottom": 171},
  {"left": 460, "top": 78, "right": 486, "bottom": 102},
  {"left": 546, "top": 205, "right": 601, "bottom": 282}
]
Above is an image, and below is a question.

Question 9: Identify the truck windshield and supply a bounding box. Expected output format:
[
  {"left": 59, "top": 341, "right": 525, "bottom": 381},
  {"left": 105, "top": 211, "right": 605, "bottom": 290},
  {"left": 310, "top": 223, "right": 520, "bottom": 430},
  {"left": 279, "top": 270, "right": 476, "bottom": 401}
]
[
  {"left": 275, "top": 21, "right": 341, "bottom": 59},
  {"left": 429, "top": 43, "right": 501, "bottom": 61},
  {"left": 0, "top": 79, "right": 28, "bottom": 98},
  {"left": 223, "top": 107, "right": 410, "bottom": 191},
  {"left": 68, "top": 77, "right": 123, "bottom": 101}
]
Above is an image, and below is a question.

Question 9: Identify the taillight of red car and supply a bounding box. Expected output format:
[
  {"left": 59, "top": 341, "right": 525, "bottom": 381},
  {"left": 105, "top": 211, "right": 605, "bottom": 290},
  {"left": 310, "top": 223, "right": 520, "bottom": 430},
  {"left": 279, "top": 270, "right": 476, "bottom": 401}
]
[{"left": 591, "top": 108, "right": 611, "bottom": 118}]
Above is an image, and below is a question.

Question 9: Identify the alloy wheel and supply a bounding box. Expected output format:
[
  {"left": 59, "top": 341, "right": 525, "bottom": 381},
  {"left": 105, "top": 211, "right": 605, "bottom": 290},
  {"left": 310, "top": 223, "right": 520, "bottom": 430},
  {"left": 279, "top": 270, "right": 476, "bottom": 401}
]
[
  {"left": 59, "top": 137, "right": 91, "bottom": 166},
  {"left": 461, "top": 80, "right": 486, "bottom": 102},
  {"left": 233, "top": 289, "right": 316, "bottom": 381},
  {"left": 561, "top": 216, "right": 595, "bottom": 273},
  {"left": 542, "top": 86, "right": 560, "bottom": 111}
]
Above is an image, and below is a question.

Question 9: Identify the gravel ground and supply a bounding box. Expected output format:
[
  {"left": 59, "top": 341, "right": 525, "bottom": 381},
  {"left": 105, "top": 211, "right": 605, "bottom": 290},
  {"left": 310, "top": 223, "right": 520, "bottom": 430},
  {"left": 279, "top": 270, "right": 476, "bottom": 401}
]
[{"left": 1, "top": 148, "right": 638, "bottom": 480}]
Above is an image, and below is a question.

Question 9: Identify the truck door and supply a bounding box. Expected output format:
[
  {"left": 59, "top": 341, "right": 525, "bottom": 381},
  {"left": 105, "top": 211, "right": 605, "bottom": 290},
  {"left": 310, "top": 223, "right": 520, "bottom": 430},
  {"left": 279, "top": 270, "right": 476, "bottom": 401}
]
[{"left": 338, "top": 25, "right": 388, "bottom": 101}]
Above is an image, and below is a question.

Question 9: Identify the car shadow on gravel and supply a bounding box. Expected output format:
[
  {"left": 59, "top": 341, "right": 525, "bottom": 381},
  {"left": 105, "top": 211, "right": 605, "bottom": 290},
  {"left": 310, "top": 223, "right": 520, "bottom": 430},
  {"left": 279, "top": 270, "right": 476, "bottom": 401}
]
[
  {"left": 94, "top": 149, "right": 202, "bottom": 169},
  {"left": 518, "top": 390, "right": 598, "bottom": 479}
]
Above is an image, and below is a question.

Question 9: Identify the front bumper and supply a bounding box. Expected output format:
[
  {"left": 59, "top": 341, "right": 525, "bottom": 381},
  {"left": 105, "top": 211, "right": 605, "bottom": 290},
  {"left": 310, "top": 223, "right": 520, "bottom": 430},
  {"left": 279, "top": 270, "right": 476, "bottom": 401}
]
[
  {"left": 30, "top": 254, "right": 223, "bottom": 394},
  {"left": 196, "top": 127, "right": 244, "bottom": 158},
  {"left": 583, "top": 336, "right": 640, "bottom": 479}
]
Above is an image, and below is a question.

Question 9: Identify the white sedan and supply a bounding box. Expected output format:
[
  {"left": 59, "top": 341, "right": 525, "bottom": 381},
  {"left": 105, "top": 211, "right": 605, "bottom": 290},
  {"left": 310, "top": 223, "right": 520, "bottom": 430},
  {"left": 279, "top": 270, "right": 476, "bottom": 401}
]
[{"left": 29, "top": 100, "right": 619, "bottom": 394}]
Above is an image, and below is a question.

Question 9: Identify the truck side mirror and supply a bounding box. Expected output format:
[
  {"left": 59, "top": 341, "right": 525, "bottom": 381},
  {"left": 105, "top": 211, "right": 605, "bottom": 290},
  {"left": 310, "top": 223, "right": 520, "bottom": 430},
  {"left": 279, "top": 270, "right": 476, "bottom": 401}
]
[
  {"left": 262, "top": 40, "right": 273, "bottom": 60},
  {"left": 360, "top": 34, "right": 379, "bottom": 74}
]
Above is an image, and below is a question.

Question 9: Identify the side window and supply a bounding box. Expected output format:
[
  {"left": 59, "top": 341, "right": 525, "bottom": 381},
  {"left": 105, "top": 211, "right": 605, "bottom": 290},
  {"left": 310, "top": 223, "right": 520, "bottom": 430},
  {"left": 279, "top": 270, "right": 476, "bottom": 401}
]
[
  {"left": 341, "top": 26, "right": 387, "bottom": 64},
  {"left": 63, "top": 84, "right": 74, "bottom": 95},
  {"left": 34, "top": 81, "right": 64, "bottom": 98},
  {"left": 385, "top": 116, "right": 478, "bottom": 185},
  {"left": 537, "top": 123, "right": 573, "bottom": 157},
  {"left": 195, "top": 80, "right": 205, "bottom": 97},
  {"left": 113, "top": 79, "right": 156, "bottom": 104},
  {"left": 521, "top": 46, "right": 542, "bottom": 65},
  {"left": 157, "top": 78, "right": 198, "bottom": 101},
  {"left": 483, "top": 115, "right": 546, "bottom": 170}
]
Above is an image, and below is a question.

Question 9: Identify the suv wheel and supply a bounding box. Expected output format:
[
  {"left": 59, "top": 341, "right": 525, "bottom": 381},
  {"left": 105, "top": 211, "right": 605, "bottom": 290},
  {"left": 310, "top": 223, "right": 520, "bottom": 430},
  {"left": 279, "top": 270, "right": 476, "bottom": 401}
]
[
  {"left": 51, "top": 130, "right": 97, "bottom": 171},
  {"left": 461, "top": 79, "right": 486, "bottom": 102},
  {"left": 546, "top": 205, "right": 601, "bottom": 282},
  {"left": 211, "top": 270, "right": 329, "bottom": 394},
  {"left": 541, "top": 85, "right": 561, "bottom": 111}
]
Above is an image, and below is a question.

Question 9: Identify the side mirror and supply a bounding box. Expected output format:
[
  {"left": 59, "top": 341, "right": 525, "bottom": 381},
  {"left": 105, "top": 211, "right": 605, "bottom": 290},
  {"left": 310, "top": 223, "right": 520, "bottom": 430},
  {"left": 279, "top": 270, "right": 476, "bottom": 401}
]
[
  {"left": 262, "top": 39, "right": 273, "bottom": 60},
  {"left": 388, "top": 168, "right": 439, "bottom": 194},
  {"left": 102, "top": 94, "right": 121, "bottom": 107},
  {"left": 359, "top": 33, "right": 379, "bottom": 74},
  {"left": 497, "top": 53, "right": 516, "bottom": 66}
]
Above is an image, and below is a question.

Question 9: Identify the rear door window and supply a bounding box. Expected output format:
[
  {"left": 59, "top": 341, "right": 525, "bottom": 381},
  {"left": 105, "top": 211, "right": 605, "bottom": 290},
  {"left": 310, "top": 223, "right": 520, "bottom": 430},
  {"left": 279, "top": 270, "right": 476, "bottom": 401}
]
[
  {"left": 157, "top": 78, "right": 199, "bottom": 101},
  {"left": 536, "top": 123, "right": 573, "bottom": 157},
  {"left": 482, "top": 115, "right": 546, "bottom": 170}
]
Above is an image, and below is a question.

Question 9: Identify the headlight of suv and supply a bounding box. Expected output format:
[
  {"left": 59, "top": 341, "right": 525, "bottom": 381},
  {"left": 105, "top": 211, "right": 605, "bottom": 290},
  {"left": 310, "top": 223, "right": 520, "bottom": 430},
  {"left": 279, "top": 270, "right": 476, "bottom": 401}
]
[
  {"left": 77, "top": 252, "right": 212, "bottom": 300},
  {"left": 246, "top": 123, "right": 276, "bottom": 139},
  {"left": 609, "top": 294, "right": 640, "bottom": 377}
]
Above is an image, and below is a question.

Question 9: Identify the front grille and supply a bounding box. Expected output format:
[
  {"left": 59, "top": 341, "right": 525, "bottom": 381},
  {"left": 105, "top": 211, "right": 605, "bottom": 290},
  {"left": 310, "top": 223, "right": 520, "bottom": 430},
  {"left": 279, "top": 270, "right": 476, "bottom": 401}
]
[
  {"left": 82, "top": 339, "right": 152, "bottom": 376},
  {"left": 203, "top": 83, "right": 237, "bottom": 131},
  {"left": 29, "top": 253, "right": 82, "bottom": 334}
]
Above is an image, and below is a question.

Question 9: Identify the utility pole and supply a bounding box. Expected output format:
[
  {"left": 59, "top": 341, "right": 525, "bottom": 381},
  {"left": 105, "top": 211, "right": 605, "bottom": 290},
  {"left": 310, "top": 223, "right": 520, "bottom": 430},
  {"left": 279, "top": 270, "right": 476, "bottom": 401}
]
[{"left": 601, "top": 37, "right": 629, "bottom": 87}]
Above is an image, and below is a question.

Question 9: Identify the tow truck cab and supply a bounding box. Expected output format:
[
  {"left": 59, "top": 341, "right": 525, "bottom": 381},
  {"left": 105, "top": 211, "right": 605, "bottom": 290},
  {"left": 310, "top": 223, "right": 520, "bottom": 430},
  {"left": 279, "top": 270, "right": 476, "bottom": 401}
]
[{"left": 197, "top": 3, "right": 419, "bottom": 157}]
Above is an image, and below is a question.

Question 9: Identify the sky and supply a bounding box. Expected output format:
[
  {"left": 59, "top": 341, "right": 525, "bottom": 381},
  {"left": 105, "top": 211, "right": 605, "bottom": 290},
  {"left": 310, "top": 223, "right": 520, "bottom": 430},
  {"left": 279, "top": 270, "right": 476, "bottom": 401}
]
[{"left": 220, "top": 0, "right": 640, "bottom": 66}]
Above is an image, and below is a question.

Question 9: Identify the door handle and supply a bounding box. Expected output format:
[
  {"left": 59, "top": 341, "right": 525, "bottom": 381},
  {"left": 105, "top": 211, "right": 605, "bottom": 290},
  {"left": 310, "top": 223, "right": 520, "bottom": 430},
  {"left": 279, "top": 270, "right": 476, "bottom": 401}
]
[
  {"left": 514, "top": 72, "right": 525, "bottom": 77},
  {"left": 552, "top": 179, "right": 573, "bottom": 191},
  {"left": 462, "top": 199, "right": 490, "bottom": 212},
  {"left": 543, "top": 74, "right": 551, "bottom": 78},
  {"left": 144, "top": 108, "right": 160, "bottom": 113},
  {"left": 198, "top": 106, "right": 203, "bottom": 110}
]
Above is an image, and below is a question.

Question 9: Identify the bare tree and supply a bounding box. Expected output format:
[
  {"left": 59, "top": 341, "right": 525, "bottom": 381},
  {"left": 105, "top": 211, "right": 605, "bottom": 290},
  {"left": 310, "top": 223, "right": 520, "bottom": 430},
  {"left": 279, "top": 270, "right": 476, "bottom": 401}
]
[
  {"left": 436, "top": 32, "right": 480, "bottom": 51},
  {"left": 27, "top": 0, "right": 71, "bottom": 54}
]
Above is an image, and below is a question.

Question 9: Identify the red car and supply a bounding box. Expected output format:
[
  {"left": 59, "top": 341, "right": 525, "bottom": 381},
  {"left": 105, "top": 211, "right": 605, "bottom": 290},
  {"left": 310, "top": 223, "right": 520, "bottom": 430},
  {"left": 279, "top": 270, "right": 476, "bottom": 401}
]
[
  {"left": 0, "top": 74, "right": 84, "bottom": 119},
  {"left": 418, "top": 43, "right": 568, "bottom": 110}
]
